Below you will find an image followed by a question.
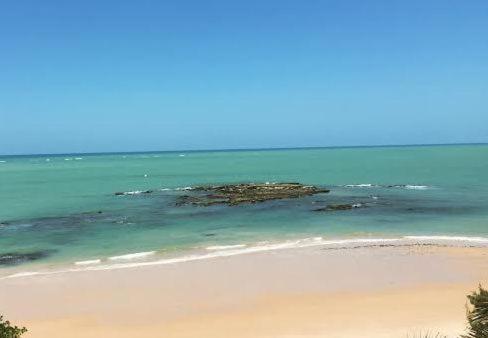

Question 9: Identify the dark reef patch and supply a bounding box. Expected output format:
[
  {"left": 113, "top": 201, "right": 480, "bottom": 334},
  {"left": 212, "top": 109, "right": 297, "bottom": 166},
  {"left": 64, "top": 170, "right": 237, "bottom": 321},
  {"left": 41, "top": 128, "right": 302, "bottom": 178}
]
[
  {"left": 114, "top": 190, "right": 153, "bottom": 196},
  {"left": 176, "top": 183, "right": 329, "bottom": 206},
  {"left": 0, "top": 250, "right": 55, "bottom": 266},
  {"left": 313, "top": 203, "right": 364, "bottom": 212}
]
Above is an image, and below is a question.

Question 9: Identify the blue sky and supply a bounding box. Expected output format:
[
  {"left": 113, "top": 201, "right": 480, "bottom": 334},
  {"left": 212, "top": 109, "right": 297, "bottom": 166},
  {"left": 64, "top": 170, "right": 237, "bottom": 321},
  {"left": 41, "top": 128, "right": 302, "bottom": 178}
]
[{"left": 1, "top": 0, "right": 487, "bottom": 155}]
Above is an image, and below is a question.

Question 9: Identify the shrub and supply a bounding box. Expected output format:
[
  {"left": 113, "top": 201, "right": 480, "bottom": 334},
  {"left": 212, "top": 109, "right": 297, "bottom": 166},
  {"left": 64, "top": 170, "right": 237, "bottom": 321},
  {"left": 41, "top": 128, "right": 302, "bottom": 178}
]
[
  {"left": 463, "top": 285, "right": 488, "bottom": 338},
  {"left": 0, "top": 315, "right": 27, "bottom": 338}
]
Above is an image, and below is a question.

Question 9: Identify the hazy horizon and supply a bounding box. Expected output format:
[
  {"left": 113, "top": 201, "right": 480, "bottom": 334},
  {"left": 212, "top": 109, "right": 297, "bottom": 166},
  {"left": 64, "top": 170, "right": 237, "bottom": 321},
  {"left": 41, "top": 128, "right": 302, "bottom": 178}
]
[{"left": 1, "top": 141, "right": 487, "bottom": 157}]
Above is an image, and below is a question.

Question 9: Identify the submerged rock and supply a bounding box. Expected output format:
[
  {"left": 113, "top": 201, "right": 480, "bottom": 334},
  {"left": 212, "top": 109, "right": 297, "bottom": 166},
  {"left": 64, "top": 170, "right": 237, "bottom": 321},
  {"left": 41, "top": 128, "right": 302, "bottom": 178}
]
[
  {"left": 114, "top": 190, "right": 153, "bottom": 196},
  {"left": 314, "top": 203, "right": 363, "bottom": 212},
  {"left": 177, "top": 183, "right": 329, "bottom": 206},
  {"left": 0, "top": 250, "right": 54, "bottom": 266}
]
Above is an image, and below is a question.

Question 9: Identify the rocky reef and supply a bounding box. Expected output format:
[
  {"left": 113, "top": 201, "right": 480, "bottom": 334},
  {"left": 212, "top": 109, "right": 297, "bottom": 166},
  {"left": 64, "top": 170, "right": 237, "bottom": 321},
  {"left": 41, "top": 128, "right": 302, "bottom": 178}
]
[{"left": 176, "top": 183, "right": 329, "bottom": 206}]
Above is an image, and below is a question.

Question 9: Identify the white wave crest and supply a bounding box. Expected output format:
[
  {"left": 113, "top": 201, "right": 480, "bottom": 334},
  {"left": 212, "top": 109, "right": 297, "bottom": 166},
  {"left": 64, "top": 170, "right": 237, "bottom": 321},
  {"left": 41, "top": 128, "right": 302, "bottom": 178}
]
[
  {"left": 118, "top": 190, "right": 153, "bottom": 195},
  {"left": 344, "top": 184, "right": 376, "bottom": 188},
  {"left": 404, "top": 235, "right": 488, "bottom": 243},
  {"left": 6, "top": 271, "right": 40, "bottom": 278},
  {"left": 206, "top": 244, "right": 247, "bottom": 250},
  {"left": 404, "top": 185, "right": 430, "bottom": 190},
  {"left": 124, "top": 191, "right": 143, "bottom": 195},
  {"left": 3, "top": 235, "right": 488, "bottom": 280},
  {"left": 344, "top": 183, "right": 431, "bottom": 190},
  {"left": 160, "top": 186, "right": 193, "bottom": 191},
  {"left": 108, "top": 251, "right": 156, "bottom": 261},
  {"left": 75, "top": 259, "right": 101, "bottom": 266}
]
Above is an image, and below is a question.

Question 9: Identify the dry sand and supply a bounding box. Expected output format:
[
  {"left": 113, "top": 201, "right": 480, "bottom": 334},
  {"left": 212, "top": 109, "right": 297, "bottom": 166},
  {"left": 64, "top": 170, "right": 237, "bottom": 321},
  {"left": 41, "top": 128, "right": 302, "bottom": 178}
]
[{"left": 1, "top": 245, "right": 487, "bottom": 338}]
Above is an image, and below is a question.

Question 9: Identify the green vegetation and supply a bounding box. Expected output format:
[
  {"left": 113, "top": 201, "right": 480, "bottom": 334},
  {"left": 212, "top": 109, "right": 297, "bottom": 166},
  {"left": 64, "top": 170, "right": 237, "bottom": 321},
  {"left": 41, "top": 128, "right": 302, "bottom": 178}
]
[
  {"left": 463, "top": 285, "right": 488, "bottom": 338},
  {"left": 0, "top": 315, "right": 27, "bottom": 338},
  {"left": 408, "top": 285, "right": 488, "bottom": 338}
]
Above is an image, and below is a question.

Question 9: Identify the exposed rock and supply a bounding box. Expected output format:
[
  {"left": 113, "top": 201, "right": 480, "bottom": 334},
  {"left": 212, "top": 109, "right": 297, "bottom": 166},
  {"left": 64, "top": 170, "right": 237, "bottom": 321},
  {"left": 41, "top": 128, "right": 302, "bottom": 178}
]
[
  {"left": 0, "top": 250, "right": 54, "bottom": 266},
  {"left": 177, "top": 183, "right": 329, "bottom": 206}
]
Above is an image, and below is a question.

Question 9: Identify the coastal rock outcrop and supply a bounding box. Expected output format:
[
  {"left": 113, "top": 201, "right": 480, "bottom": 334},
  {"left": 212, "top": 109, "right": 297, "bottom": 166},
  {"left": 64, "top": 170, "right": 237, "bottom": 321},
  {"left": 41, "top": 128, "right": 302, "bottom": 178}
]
[{"left": 176, "top": 183, "right": 329, "bottom": 206}]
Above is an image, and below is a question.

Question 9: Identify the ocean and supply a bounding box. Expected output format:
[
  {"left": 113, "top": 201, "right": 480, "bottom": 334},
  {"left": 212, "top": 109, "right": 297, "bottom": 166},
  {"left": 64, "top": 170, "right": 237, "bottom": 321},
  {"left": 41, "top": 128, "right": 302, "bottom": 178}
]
[{"left": 1, "top": 144, "right": 488, "bottom": 277}]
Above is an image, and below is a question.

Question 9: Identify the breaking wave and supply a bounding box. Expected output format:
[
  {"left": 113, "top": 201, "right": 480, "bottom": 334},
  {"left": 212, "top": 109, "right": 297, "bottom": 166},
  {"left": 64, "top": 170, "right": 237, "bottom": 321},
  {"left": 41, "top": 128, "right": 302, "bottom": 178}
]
[
  {"left": 75, "top": 259, "right": 101, "bottom": 266},
  {"left": 343, "top": 183, "right": 432, "bottom": 190},
  {"left": 2, "top": 235, "right": 488, "bottom": 280},
  {"left": 108, "top": 251, "right": 156, "bottom": 261},
  {"left": 206, "top": 244, "right": 247, "bottom": 250}
]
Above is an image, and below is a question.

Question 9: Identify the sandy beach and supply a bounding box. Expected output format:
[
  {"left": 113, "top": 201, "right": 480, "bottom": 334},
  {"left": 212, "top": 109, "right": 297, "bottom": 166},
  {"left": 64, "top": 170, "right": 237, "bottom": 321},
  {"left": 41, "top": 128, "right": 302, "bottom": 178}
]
[{"left": 1, "top": 244, "right": 487, "bottom": 338}]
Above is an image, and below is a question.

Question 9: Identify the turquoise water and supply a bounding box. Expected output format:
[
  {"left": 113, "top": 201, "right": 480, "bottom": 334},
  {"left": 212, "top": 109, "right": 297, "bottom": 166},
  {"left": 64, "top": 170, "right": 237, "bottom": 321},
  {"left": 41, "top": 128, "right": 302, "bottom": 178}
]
[{"left": 1, "top": 145, "right": 488, "bottom": 274}]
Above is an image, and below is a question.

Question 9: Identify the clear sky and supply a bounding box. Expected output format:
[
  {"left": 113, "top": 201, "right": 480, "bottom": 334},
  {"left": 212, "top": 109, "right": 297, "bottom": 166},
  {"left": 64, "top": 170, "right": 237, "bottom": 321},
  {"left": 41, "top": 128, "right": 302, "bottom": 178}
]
[{"left": 1, "top": 0, "right": 487, "bottom": 155}]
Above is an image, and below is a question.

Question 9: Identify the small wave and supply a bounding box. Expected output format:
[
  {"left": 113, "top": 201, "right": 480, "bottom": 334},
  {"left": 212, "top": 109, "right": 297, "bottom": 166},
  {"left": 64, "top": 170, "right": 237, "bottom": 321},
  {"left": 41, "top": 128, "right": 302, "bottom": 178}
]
[
  {"left": 75, "top": 259, "right": 101, "bottom": 266},
  {"left": 123, "top": 191, "right": 144, "bottom": 195},
  {"left": 7, "top": 271, "right": 40, "bottom": 278},
  {"left": 4, "top": 235, "right": 488, "bottom": 280},
  {"left": 108, "top": 251, "right": 156, "bottom": 261},
  {"left": 178, "top": 154, "right": 186, "bottom": 157},
  {"left": 404, "top": 185, "right": 429, "bottom": 190},
  {"left": 206, "top": 244, "right": 247, "bottom": 250},
  {"left": 74, "top": 157, "right": 83, "bottom": 160},
  {"left": 116, "top": 190, "right": 152, "bottom": 196},
  {"left": 343, "top": 183, "right": 431, "bottom": 190},
  {"left": 404, "top": 235, "right": 488, "bottom": 243},
  {"left": 175, "top": 186, "right": 193, "bottom": 191},
  {"left": 0, "top": 160, "right": 6, "bottom": 163},
  {"left": 344, "top": 184, "right": 377, "bottom": 188},
  {"left": 64, "top": 158, "right": 71, "bottom": 161}
]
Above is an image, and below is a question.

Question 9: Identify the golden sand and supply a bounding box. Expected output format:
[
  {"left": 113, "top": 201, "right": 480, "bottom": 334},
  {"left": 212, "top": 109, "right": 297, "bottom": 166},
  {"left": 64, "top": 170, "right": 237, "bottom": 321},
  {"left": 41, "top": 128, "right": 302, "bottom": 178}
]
[{"left": 1, "top": 245, "right": 487, "bottom": 338}]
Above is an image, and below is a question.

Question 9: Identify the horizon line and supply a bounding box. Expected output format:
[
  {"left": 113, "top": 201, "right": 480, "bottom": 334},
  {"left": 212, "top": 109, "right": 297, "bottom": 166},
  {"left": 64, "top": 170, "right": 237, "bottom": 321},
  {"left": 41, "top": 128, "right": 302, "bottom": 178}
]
[{"left": 1, "top": 142, "right": 487, "bottom": 158}]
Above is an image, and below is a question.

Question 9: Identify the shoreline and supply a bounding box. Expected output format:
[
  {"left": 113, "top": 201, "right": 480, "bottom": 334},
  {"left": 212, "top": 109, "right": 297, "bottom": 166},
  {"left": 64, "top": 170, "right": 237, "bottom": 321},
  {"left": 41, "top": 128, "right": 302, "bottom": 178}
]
[
  {"left": 2, "top": 234, "right": 488, "bottom": 280},
  {"left": 1, "top": 244, "right": 487, "bottom": 337}
]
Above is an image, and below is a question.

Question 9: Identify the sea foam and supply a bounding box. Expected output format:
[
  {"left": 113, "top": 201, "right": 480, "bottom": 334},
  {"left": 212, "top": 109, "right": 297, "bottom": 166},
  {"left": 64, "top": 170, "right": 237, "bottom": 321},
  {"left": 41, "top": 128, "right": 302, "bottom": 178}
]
[
  {"left": 404, "top": 235, "right": 488, "bottom": 243},
  {"left": 3, "top": 235, "right": 488, "bottom": 280},
  {"left": 75, "top": 259, "right": 101, "bottom": 266},
  {"left": 206, "top": 244, "right": 247, "bottom": 250},
  {"left": 108, "top": 251, "right": 156, "bottom": 261},
  {"left": 343, "top": 183, "right": 431, "bottom": 190},
  {"left": 404, "top": 185, "right": 429, "bottom": 190},
  {"left": 344, "top": 184, "right": 376, "bottom": 188}
]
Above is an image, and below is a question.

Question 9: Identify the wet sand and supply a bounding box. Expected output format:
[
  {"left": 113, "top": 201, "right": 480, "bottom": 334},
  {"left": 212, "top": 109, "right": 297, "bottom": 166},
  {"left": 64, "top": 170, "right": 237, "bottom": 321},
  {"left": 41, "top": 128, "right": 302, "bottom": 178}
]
[{"left": 1, "top": 245, "right": 487, "bottom": 337}]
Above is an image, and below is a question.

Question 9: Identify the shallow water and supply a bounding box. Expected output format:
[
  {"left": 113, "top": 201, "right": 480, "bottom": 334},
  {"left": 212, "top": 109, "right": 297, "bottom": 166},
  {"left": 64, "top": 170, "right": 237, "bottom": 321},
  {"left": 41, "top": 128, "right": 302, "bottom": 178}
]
[{"left": 1, "top": 144, "right": 487, "bottom": 275}]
